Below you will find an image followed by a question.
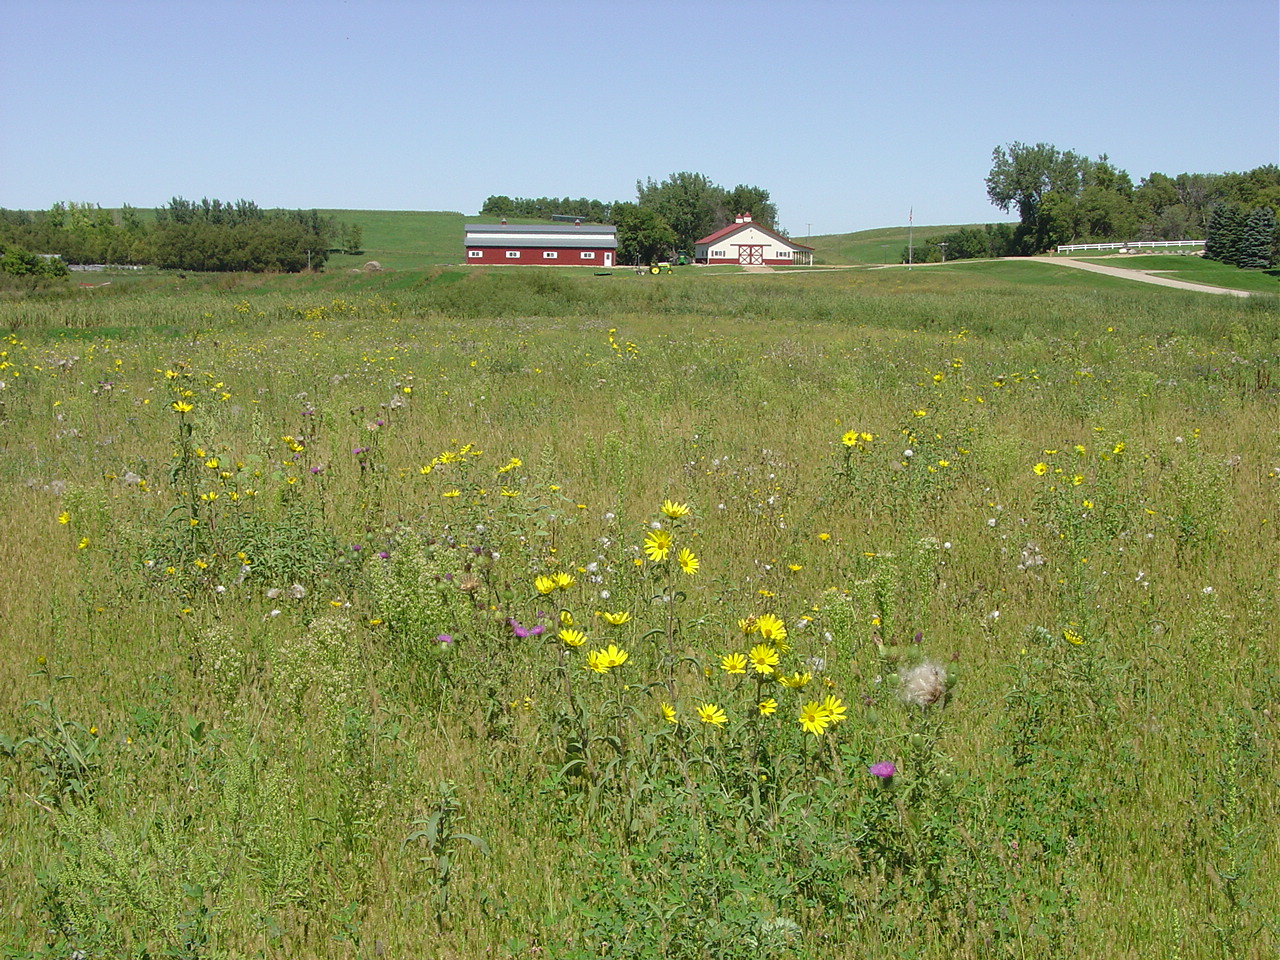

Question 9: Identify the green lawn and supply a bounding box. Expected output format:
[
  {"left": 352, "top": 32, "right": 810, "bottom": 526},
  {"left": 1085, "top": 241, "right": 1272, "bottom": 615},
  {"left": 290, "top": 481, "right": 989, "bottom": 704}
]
[{"left": 1077, "top": 254, "right": 1280, "bottom": 294}]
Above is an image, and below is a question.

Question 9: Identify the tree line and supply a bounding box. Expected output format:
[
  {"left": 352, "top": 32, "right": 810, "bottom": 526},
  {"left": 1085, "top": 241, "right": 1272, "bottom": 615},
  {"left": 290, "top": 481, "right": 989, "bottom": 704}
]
[
  {"left": 0, "top": 199, "right": 364, "bottom": 275},
  {"left": 978, "top": 142, "right": 1279, "bottom": 262},
  {"left": 480, "top": 172, "right": 781, "bottom": 265},
  {"left": 480, "top": 196, "right": 613, "bottom": 223}
]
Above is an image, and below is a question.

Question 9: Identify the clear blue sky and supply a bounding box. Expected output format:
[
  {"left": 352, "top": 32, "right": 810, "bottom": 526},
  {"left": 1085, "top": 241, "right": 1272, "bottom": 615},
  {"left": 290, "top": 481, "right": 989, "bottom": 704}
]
[{"left": 2, "top": 0, "right": 1276, "bottom": 236}]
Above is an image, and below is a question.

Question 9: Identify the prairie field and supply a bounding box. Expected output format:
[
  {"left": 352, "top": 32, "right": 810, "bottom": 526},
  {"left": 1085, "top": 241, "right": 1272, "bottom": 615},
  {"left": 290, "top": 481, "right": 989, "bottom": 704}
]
[{"left": 1, "top": 264, "right": 1278, "bottom": 959}]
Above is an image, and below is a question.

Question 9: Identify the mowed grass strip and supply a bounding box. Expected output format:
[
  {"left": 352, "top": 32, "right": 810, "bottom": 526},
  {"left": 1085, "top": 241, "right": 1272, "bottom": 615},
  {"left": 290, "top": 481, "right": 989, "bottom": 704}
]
[{"left": 1076, "top": 253, "right": 1280, "bottom": 293}]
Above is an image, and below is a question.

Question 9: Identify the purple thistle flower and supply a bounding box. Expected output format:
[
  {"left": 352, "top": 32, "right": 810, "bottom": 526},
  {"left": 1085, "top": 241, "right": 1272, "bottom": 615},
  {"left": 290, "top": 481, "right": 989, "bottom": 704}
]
[
  {"left": 436, "top": 633, "right": 453, "bottom": 644},
  {"left": 351, "top": 544, "right": 361, "bottom": 552},
  {"left": 377, "top": 551, "right": 390, "bottom": 559},
  {"left": 869, "top": 761, "right": 896, "bottom": 780}
]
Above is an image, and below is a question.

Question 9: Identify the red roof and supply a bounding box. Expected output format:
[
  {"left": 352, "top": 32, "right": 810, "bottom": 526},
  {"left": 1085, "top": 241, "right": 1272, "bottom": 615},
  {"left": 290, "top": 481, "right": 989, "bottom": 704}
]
[{"left": 695, "top": 219, "right": 814, "bottom": 250}]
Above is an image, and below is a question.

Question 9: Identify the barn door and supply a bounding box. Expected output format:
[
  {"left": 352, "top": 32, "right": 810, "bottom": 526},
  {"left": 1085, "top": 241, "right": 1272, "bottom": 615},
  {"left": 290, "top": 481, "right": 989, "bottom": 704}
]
[{"left": 737, "top": 245, "right": 764, "bottom": 265}]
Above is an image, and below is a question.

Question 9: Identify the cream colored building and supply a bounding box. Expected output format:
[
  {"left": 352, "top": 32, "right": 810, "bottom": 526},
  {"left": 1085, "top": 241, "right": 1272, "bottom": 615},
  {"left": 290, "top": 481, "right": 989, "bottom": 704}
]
[{"left": 694, "top": 214, "right": 814, "bottom": 266}]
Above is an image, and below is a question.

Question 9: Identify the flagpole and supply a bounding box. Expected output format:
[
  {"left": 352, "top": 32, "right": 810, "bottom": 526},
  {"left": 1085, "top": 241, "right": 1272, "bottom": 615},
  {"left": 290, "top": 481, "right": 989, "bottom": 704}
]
[{"left": 908, "top": 207, "right": 914, "bottom": 269}]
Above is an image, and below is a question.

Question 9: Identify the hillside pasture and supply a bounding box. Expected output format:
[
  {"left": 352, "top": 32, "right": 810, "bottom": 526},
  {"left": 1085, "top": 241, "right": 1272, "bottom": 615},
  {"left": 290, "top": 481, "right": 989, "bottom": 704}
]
[{"left": 0, "top": 267, "right": 1277, "bottom": 959}]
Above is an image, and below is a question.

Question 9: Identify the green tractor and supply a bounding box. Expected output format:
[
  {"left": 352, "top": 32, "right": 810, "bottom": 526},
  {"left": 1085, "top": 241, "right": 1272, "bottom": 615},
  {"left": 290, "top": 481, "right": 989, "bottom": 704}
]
[{"left": 647, "top": 253, "right": 689, "bottom": 274}]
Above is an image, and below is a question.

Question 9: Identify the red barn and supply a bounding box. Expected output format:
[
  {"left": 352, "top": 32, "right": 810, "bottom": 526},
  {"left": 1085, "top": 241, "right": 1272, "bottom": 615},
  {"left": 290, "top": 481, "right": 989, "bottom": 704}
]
[
  {"left": 694, "top": 214, "right": 814, "bottom": 266},
  {"left": 464, "top": 221, "right": 618, "bottom": 266}
]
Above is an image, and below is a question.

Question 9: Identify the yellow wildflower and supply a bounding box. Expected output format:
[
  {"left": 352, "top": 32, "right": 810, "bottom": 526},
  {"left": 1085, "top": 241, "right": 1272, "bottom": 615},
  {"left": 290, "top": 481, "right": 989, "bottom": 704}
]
[
  {"left": 747, "top": 644, "right": 780, "bottom": 675},
  {"left": 677, "top": 547, "right": 699, "bottom": 576},
  {"left": 559, "top": 628, "right": 587, "bottom": 648},
  {"left": 697, "top": 703, "right": 728, "bottom": 726},
  {"left": 644, "top": 528, "right": 672, "bottom": 562},
  {"left": 755, "top": 613, "right": 787, "bottom": 643},
  {"left": 777, "top": 671, "right": 812, "bottom": 689},
  {"left": 821, "top": 695, "right": 848, "bottom": 724},
  {"left": 798, "top": 701, "right": 831, "bottom": 736}
]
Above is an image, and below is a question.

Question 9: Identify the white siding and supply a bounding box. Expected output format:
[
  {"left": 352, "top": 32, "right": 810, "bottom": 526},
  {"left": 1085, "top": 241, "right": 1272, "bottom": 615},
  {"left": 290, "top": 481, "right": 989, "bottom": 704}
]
[{"left": 695, "top": 223, "right": 807, "bottom": 260}]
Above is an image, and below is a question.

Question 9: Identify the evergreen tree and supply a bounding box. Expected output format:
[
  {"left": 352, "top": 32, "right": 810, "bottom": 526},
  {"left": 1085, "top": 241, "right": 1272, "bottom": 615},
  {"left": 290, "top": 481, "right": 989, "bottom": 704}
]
[
  {"left": 1205, "top": 203, "right": 1245, "bottom": 265},
  {"left": 1238, "top": 206, "right": 1276, "bottom": 269}
]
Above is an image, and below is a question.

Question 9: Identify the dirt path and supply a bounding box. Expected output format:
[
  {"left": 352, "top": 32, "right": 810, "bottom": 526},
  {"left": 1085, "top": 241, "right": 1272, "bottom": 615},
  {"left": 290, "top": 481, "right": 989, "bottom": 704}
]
[{"left": 1027, "top": 257, "right": 1255, "bottom": 297}]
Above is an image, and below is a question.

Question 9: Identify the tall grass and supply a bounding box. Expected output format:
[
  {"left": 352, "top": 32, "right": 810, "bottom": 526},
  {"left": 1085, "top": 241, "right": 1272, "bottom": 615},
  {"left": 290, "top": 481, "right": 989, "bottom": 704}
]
[{"left": 0, "top": 268, "right": 1277, "bottom": 958}]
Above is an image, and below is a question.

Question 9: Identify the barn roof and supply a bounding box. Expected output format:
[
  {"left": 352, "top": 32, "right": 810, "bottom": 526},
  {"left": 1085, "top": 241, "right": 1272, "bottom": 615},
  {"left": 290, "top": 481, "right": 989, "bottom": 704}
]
[
  {"left": 465, "top": 223, "right": 618, "bottom": 248},
  {"left": 695, "top": 220, "right": 813, "bottom": 250}
]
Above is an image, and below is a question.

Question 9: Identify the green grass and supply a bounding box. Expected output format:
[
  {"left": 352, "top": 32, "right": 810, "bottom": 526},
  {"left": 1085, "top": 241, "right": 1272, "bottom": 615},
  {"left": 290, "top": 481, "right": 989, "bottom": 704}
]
[
  {"left": 1, "top": 267, "right": 1278, "bottom": 959},
  {"left": 318, "top": 211, "right": 631, "bottom": 272},
  {"left": 1076, "top": 254, "right": 1280, "bottom": 294},
  {"left": 806, "top": 223, "right": 1012, "bottom": 265},
  {"left": 319, "top": 208, "right": 468, "bottom": 269},
  {"left": 9, "top": 255, "right": 1265, "bottom": 339}
]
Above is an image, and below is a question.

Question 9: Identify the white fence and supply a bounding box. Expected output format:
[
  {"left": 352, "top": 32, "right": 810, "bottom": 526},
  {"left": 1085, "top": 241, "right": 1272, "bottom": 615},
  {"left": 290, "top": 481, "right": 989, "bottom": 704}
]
[{"left": 1056, "top": 239, "right": 1205, "bottom": 254}]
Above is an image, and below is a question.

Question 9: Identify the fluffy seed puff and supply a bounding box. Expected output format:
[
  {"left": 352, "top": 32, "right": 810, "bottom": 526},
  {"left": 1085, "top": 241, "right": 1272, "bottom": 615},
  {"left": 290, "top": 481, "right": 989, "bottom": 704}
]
[{"left": 899, "top": 660, "right": 948, "bottom": 708}]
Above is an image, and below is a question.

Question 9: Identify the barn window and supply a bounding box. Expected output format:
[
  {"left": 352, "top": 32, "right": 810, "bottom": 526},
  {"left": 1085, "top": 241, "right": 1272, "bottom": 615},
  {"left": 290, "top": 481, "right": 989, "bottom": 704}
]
[
  {"left": 468, "top": 250, "right": 482, "bottom": 258},
  {"left": 580, "top": 251, "right": 595, "bottom": 260},
  {"left": 506, "top": 251, "right": 521, "bottom": 259},
  {"left": 543, "top": 251, "right": 558, "bottom": 259}
]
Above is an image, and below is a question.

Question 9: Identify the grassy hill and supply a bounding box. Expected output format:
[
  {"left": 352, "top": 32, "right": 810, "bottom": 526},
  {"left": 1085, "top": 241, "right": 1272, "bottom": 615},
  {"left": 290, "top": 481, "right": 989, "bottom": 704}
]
[
  {"left": 316, "top": 212, "right": 1020, "bottom": 271},
  {"left": 804, "top": 223, "right": 1016, "bottom": 265},
  {"left": 319, "top": 210, "right": 552, "bottom": 271}
]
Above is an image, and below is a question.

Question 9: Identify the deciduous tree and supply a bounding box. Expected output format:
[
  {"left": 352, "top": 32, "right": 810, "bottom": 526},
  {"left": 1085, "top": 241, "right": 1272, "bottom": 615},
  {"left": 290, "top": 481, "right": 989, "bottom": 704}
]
[
  {"left": 610, "top": 202, "right": 677, "bottom": 265},
  {"left": 637, "top": 171, "right": 723, "bottom": 254},
  {"left": 985, "top": 142, "right": 1089, "bottom": 250}
]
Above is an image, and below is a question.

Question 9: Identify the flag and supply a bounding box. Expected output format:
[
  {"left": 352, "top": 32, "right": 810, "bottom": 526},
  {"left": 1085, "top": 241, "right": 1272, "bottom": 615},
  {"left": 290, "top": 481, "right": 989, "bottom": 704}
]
[{"left": 909, "top": 207, "right": 913, "bottom": 224}]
